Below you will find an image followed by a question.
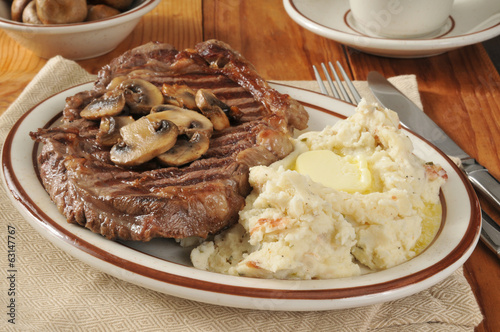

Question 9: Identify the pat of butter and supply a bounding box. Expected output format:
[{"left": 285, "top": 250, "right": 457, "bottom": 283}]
[{"left": 295, "top": 150, "right": 372, "bottom": 193}]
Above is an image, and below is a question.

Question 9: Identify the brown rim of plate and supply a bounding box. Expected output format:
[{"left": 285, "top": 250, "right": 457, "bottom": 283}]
[{"left": 1, "top": 83, "right": 481, "bottom": 300}]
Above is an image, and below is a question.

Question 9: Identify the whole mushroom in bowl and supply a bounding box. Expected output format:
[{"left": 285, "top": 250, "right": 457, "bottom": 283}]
[
  {"left": 35, "top": 0, "right": 88, "bottom": 24},
  {"left": 0, "top": 0, "right": 161, "bottom": 59},
  {"left": 10, "top": 0, "right": 136, "bottom": 24}
]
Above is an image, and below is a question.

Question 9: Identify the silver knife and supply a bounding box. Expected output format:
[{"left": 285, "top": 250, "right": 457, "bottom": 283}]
[{"left": 367, "top": 71, "right": 500, "bottom": 258}]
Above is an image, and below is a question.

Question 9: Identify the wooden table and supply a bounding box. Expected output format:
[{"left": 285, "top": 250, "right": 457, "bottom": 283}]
[{"left": 1, "top": 1, "right": 499, "bottom": 330}]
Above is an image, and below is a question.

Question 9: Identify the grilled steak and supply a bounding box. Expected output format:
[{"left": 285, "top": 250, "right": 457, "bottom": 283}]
[{"left": 30, "top": 40, "right": 308, "bottom": 241}]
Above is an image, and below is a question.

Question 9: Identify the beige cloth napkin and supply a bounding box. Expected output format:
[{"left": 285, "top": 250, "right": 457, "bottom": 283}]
[{"left": 0, "top": 57, "right": 483, "bottom": 332}]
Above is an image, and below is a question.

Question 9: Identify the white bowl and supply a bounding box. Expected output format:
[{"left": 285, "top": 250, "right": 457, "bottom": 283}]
[{"left": 0, "top": 0, "right": 161, "bottom": 60}]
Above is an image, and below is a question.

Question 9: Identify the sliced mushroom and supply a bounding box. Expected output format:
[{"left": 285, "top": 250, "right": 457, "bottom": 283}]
[
  {"left": 96, "top": 115, "right": 134, "bottom": 146},
  {"left": 195, "top": 89, "right": 242, "bottom": 121},
  {"left": 22, "top": 1, "right": 42, "bottom": 24},
  {"left": 161, "top": 84, "right": 197, "bottom": 110},
  {"left": 110, "top": 116, "right": 179, "bottom": 166},
  {"left": 195, "top": 89, "right": 231, "bottom": 131},
  {"left": 149, "top": 104, "right": 180, "bottom": 115},
  {"left": 106, "top": 76, "right": 128, "bottom": 91},
  {"left": 86, "top": 4, "right": 121, "bottom": 22},
  {"left": 120, "top": 79, "right": 164, "bottom": 115},
  {"left": 150, "top": 104, "right": 178, "bottom": 113},
  {"left": 36, "top": 0, "right": 88, "bottom": 24},
  {"left": 148, "top": 107, "right": 213, "bottom": 166},
  {"left": 157, "top": 132, "right": 210, "bottom": 166},
  {"left": 80, "top": 92, "right": 126, "bottom": 120},
  {"left": 150, "top": 106, "right": 213, "bottom": 137}
]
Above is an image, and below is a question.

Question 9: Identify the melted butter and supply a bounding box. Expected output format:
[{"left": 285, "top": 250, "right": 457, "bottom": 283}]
[
  {"left": 412, "top": 202, "right": 442, "bottom": 255},
  {"left": 293, "top": 149, "right": 442, "bottom": 256},
  {"left": 294, "top": 150, "right": 372, "bottom": 193}
]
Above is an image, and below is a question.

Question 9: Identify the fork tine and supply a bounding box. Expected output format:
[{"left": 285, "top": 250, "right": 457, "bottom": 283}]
[
  {"left": 314, "top": 61, "right": 362, "bottom": 105},
  {"left": 313, "top": 65, "right": 328, "bottom": 95},
  {"left": 328, "top": 61, "right": 353, "bottom": 104},
  {"left": 335, "top": 61, "right": 362, "bottom": 104},
  {"left": 320, "top": 63, "right": 341, "bottom": 99}
]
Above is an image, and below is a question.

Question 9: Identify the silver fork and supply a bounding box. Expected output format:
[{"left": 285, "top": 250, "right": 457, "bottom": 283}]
[{"left": 313, "top": 61, "right": 362, "bottom": 105}]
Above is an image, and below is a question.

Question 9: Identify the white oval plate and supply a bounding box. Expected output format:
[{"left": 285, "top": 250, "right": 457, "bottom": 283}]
[
  {"left": 283, "top": 0, "right": 500, "bottom": 58},
  {"left": 1, "top": 82, "right": 481, "bottom": 311}
]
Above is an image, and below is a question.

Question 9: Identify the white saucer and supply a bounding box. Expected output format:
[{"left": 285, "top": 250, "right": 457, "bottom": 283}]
[{"left": 283, "top": 0, "right": 500, "bottom": 58}]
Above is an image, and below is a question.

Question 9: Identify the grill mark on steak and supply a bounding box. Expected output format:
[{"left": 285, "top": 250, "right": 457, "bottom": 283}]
[
  {"left": 131, "top": 74, "right": 266, "bottom": 114},
  {"left": 31, "top": 40, "right": 308, "bottom": 241},
  {"left": 106, "top": 71, "right": 267, "bottom": 123}
]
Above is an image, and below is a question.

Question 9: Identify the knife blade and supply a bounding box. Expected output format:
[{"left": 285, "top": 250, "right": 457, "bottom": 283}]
[
  {"left": 367, "top": 71, "right": 500, "bottom": 258},
  {"left": 482, "top": 210, "right": 500, "bottom": 258}
]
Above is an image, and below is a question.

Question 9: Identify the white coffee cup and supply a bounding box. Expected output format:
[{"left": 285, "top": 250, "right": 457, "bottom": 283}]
[{"left": 349, "top": 0, "right": 455, "bottom": 39}]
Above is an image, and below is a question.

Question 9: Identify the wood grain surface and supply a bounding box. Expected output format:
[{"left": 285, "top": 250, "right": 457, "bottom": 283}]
[{"left": 1, "top": 0, "right": 499, "bottom": 330}]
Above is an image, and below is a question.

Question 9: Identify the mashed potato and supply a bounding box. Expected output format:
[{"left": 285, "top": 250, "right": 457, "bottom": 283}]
[{"left": 191, "top": 101, "right": 447, "bottom": 279}]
